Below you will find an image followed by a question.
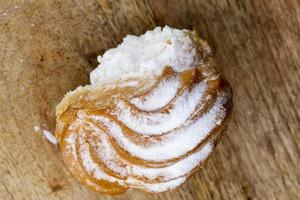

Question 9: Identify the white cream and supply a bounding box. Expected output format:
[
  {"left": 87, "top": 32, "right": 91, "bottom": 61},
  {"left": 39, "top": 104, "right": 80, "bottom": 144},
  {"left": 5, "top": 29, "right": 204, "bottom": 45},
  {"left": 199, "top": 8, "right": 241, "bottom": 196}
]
[{"left": 90, "top": 26, "right": 200, "bottom": 85}]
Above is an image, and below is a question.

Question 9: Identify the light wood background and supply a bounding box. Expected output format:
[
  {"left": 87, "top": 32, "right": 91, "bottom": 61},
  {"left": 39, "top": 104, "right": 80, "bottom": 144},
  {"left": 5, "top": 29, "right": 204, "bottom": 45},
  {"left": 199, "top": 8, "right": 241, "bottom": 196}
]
[{"left": 0, "top": 0, "right": 299, "bottom": 199}]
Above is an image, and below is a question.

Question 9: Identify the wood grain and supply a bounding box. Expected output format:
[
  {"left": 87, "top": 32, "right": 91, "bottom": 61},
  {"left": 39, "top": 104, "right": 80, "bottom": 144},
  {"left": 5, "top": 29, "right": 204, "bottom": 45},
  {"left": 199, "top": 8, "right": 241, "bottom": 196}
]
[{"left": 0, "top": 0, "right": 299, "bottom": 199}]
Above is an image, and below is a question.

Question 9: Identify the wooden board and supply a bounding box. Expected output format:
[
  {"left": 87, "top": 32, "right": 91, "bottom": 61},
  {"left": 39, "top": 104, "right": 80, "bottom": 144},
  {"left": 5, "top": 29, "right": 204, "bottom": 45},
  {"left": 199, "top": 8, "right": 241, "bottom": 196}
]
[{"left": 0, "top": 0, "right": 299, "bottom": 199}]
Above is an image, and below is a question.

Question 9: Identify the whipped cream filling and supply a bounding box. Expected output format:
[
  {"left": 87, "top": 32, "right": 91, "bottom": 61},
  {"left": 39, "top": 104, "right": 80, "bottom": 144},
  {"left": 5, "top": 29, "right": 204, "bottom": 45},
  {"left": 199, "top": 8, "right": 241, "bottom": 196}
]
[{"left": 90, "top": 26, "right": 200, "bottom": 85}]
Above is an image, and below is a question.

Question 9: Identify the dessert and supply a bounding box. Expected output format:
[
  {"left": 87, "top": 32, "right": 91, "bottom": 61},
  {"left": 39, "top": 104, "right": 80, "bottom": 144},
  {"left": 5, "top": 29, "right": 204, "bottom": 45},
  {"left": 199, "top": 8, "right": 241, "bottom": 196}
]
[{"left": 55, "top": 26, "right": 232, "bottom": 194}]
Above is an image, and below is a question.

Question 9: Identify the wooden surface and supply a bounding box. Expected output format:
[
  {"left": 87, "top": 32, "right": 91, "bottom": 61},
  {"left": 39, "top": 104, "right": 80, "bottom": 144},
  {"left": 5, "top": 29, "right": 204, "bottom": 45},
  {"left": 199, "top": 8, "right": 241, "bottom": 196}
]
[{"left": 0, "top": 0, "right": 299, "bottom": 199}]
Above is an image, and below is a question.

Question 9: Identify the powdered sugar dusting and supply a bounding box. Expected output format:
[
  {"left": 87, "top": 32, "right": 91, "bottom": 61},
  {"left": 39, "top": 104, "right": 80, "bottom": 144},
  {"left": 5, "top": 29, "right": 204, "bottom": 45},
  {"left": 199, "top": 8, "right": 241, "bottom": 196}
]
[
  {"left": 127, "top": 176, "right": 186, "bottom": 192},
  {"left": 91, "top": 93, "right": 225, "bottom": 161},
  {"left": 75, "top": 126, "right": 203, "bottom": 191},
  {"left": 88, "top": 120, "right": 213, "bottom": 181},
  {"left": 130, "top": 76, "right": 180, "bottom": 111},
  {"left": 59, "top": 68, "right": 229, "bottom": 193},
  {"left": 130, "top": 142, "right": 213, "bottom": 180},
  {"left": 88, "top": 126, "right": 129, "bottom": 178},
  {"left": 77, "top": 129, "right": 124, "bottom": 184},
  {"left": 114, "top": 81, "right": 208, "bottom": 135}
]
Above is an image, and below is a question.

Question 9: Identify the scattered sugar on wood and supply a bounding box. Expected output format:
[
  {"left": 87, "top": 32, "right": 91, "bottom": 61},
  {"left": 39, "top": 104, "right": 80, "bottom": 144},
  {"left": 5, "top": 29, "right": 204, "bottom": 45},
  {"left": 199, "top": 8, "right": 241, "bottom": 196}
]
[{"left": 34, "top": 126, "right": 58, "bottom": 145}]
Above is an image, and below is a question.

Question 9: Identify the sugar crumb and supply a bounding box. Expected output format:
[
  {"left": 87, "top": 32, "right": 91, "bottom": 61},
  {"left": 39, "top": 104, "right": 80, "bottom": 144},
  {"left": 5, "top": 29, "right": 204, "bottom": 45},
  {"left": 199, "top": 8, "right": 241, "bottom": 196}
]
[
  {"left": 34, "top": 126, "right": 58, "bottom": 145},
  {"left": 42, "top": 130, "right": 58, "bottom": 145},
  {"left": 34, "top": 126, "right": 40, "bottom": 132}
]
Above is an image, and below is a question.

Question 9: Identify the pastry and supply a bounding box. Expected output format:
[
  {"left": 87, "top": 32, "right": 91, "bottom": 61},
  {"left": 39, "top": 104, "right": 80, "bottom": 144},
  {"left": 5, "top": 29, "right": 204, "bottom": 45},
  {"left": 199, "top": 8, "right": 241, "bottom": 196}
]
[{"left": 55, "top": 26, "right": 232, "bottom": 194}]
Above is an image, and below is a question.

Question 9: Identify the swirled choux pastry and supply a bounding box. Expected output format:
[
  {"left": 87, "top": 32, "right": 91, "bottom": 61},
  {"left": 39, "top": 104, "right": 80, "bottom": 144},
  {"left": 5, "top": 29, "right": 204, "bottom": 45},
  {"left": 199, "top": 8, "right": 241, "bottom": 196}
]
[{"left": 55, "top": 26, "right": 232, "bottom": 195}]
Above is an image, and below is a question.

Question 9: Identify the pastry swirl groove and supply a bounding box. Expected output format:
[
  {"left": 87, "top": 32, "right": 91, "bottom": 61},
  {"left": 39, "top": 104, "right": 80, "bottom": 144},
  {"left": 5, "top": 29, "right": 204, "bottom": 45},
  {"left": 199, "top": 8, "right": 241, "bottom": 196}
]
[{"left": 55, "top": 30, "right": 232, "bottom": 194}]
